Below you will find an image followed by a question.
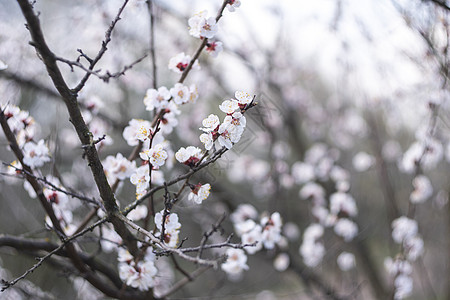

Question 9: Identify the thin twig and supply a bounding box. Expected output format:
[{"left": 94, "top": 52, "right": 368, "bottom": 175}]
[
  {"left": 73, "top": 0, "right": 130, "bottom": 93},
  {"left": 1, "top": 218, "right": 106, "bottom": 291},
  {"left": 2, "top": 163, "right": 100, "bottom": 206},
  {"left": 117, "top": 213, "right": 226, "bottom": 268},
  {"left": 57, "top": 54, "right": 148, "bottom": 84},
  {"left": 197, "top": 214, "right": 226, "bottom": 259},
  {"left": 146, "top": 0, "right": 158, "bottom": 89}
]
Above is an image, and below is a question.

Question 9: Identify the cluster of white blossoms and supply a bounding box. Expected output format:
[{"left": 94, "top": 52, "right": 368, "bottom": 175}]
[
  {"left": 123, "top": 119, "right": 152, "bottom": 146},
  {"left": 294, "top": 144, "right": 358, "bottom": 269},
  {"left": 42, "top": 176, "right": 74, "bottom": 231},
  {"left": 122, "top": 118, "right": 170, "bottom": 198},
  {"left": 384, "top": 216, "right": 424, "bottom": 299},
  {"left": 144, "top": 85, "right": 198, "bottom": 110},
  {"left": 118, "top": 248, "right": 158, "bottom": 292},
  {"left": 384, "top": 257, "right": 414, "bottom": 299},
  {"left": 187, "top": 4, "right": 240, "bottom": 60},
  {"left": 154, "top": 209, "right": 182, "bottom": 248},
  {"left": 130, "top": 164, "right": 164, "bottom": 198},
  {"left": 199, "top": 91, "right": 252, "bottom": 150},
  {"left": 2, "top": 105, "right": 51, "bottom": 170},
  {"left": 21, "top": 174, "right": 77, "bottom": 235},
  {"left": 223, "top": 204, "right": 283, "bottom": 276},
  {"left": 175, "top": 146, "right": 202, "bottom": 167},
  {"left": 299, "top": 223, "right": 325, "bottom": 267},
  {"left": 400, "top": 124, "right": 444, "bottom": 174},
  {"left": 392, "top": 216, "right": 424, "bottom": 261},
  {"left": 1, "top": 104, "right": 37, "bottom": 147}
]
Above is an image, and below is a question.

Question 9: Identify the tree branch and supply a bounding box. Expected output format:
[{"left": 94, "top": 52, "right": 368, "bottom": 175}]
[{"left": 16, "top": 0, "right": 140, "bottom": 258}]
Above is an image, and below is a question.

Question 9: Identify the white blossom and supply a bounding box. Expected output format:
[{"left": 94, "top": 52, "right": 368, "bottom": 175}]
[
  {"left": 199, "top": 132, "right": 214, "bottom": 150},
  {"left": 200, "top": 114, "right": 220, "bottom": 133},
  {"left": 23, "top": 140, "right": 51, "bottom": 169},
  {"left": 334, "top": 218, "right": 358, "bottom": 241},
  {"left": 410, "top": 175, "right": 433, "bottom": 203},
  {"left": 304, "top": 143, "right": 329, "bottom": 165},
  {"left": 299, "top": 182, "right": 325, "bottom": 201},
  {"left": 329, "top": 192, "right": 358, "bottom": 217},
  {"left": 188, "top": 10, "right": 207, "bottom": 38},
  {"left": 188, "top": 84, "right": 199, "bottom": 103},
  {"left": 384, "top": 257, "right": 412, "bottom": 276},
  {"left": 241, "top": 224, "right": 263, "bottom": 254},
  {"left": 382, "top": 140, "right": 402, "bottom": 162},
  {"left": 100, "top": 226, "right": 122, "bottom": 253},
  {"left": 117, "top": 248, "right": 134, "bottom": 263},
  {"left": 159, "top": 109, "right": 179, "bottom": 135},
  {"left": 231, "top": 204, "right": 259, "bottom": 225},
  {"left": 226, "top": 0, "right": 241, "bottom": 12},
  {"left": 221, "top": 249, "right": 249, "bottom": 275},
  {"left": 168, "top": 52, "right": 199, "bottom": 74},
  {"left": 154, "top": 210, "right": 181, "bottom": 233},
  {"left": 123, "top": 119, "right": 152, "bottom": 145},
  {"left": 260, "top": 212, "right": 282, "bottom": 249},
  {"left": 392, "top": 217, "right": 418, "bottom": 244},
  {"left": 218, "top": 121, "right": 243, "bottom": 149},
  {"left": 170, "top": 83, "right": 190, "bottom": 105},
  {"left": 219, "top": 99, "right": 239, "bottom": 114},
  {"left": 130, "top": 164, "right": 151, "bottom": 193},
  {"left": 140, "top": 143, "right": 168, "bottom": 168},
  {"left": 103, "top": 153, "right": 136, "bottom": 184},
  {"left": 291, "top": 162, "right": 315, "bottom": 184},
  {"left": 234, "top": 91, "right": 253, "bottom": 106},
  {"left": 329, "top": 166, "right": 350, "bottom": 182},
  {"left": 119, "top": 260, "right": 158, "bottom": 291},
  {"left": 175, "top": 146, "right": 202, "bottom": 166},
  {"left": 303, "top": 223, "right": 324, "bottom": 241},
  {"left": 300, "top": 241, "right": 325, "bottom": 267},
  {"left": 143, "top": 86, "right": 171, "bottom": 110},
  {"left": 224, "top": 111, "right": 246, "bottom": 128},
  {"left": 404, "top": 236, "right": 424, "bottom": 261},
  {"left": 283, "top": 222, "right": 300, "bottom": 241},
  {"left": 273, "top": 253, "right": 290, "bottom": 272},
  {"left": 400, "top": 139, "right": 443, "bottom": 173},
  {"left": 352, "top": 151, "right": 375, "bottom": 172},
  {"left": 337, "top": 252, "right": 356, "bottom": 271},
  {"left": 162, "top": 230, "right": 180, "bottom": 248},
  {"left": 127, "top": 205, "right": 148, "bottom": 221},
  {"left": 199, "top": 17, "right": 218, "bottom": 39},
  {"left": 234, "top": 219, "right": 257, "bottom": 236},
  {"left": 188, "top": 183, "right": 211, "bottom": 204},
  {"left": 394, "top": 274, "right": 413, "bottom": 299},
  {"left": 206, "top": 41, "right": 223, "bottom": 57}
]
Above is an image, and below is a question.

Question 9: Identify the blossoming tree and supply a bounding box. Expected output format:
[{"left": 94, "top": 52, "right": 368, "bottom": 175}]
[{"left": 0, "top": 0, "right": 449, "bottom": 299}]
